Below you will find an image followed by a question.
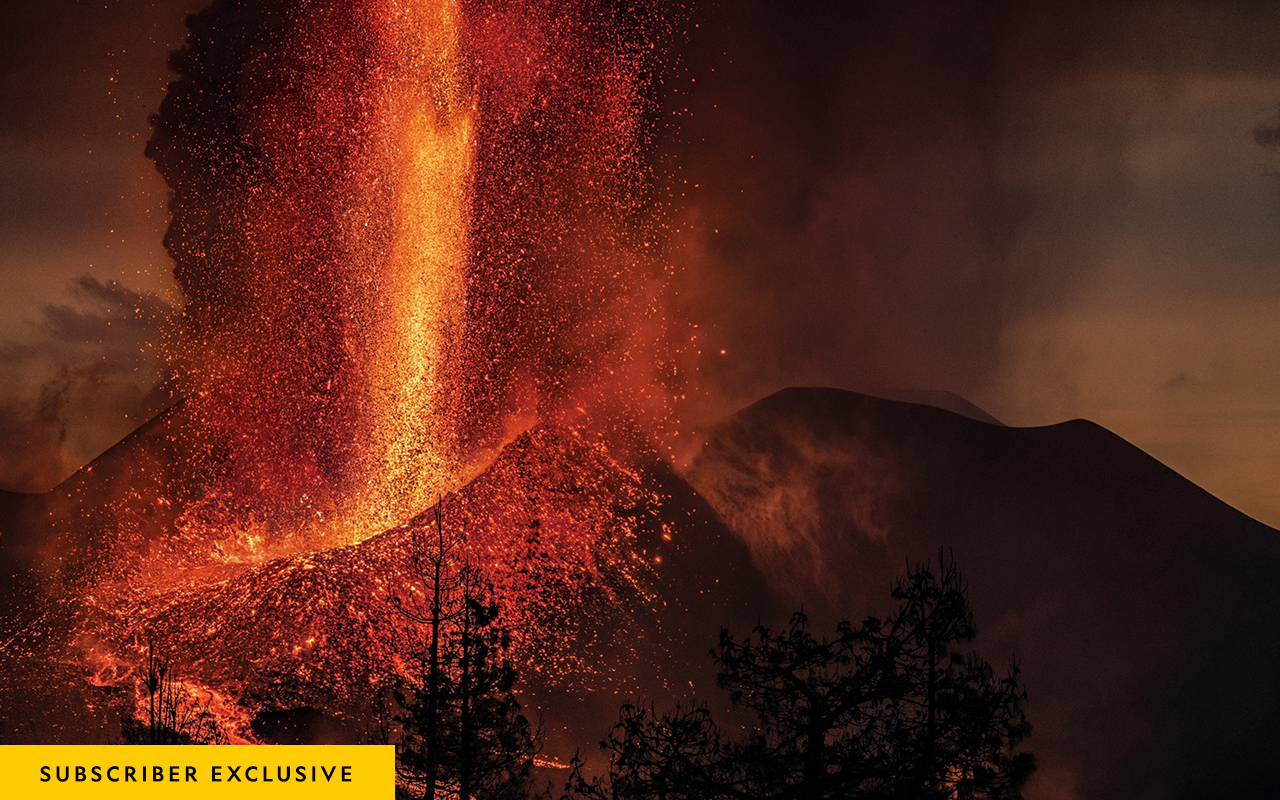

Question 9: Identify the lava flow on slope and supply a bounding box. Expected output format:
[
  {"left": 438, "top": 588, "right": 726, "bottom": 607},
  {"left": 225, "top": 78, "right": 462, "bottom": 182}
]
[
  {"left": 1, "top": 0, "right": 696, "bottom": 747},
  {"left": 96, "top": 424, "right": 669, "bottom": 745},
  {"left": 1, "top": 420, "right": 774, "bottom": 756}
]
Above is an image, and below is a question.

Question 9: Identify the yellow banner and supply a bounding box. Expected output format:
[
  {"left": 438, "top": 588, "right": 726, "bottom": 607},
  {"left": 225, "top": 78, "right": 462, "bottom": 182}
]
[{"left": 0, "top": 745, "right": 394, "bottom": 798}]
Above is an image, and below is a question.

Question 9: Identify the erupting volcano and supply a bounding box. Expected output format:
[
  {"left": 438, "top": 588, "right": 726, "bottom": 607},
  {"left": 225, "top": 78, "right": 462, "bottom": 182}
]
[
  {"left": 5, "top": 2, "right": 1280, "bottom": 799},
  {"left": 147, "top": 0, "right": 676, "bottom": 550},
  {"left": 3, "top": 0, "right": 685, "bottom": 750}
]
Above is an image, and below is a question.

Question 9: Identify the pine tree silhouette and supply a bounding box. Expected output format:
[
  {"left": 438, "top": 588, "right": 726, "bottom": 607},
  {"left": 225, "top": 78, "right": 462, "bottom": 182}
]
[{"left": 570, "top": 551, "right": 1034, "bottom": 800}]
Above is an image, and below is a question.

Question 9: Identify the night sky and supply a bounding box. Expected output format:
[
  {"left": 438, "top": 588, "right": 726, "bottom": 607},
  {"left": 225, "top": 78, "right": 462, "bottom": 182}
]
[{"left": 7, "top": 0, "right": 1280, "bottom": 528}]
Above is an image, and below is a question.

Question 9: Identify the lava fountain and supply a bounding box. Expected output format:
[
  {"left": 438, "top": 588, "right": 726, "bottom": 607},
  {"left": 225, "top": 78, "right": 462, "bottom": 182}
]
[
  {"left": 4, "top": 0, "right": 699, "bottom": 747},
  {"left": 146, "top": 0, "right": 673, "bottom": 560}
]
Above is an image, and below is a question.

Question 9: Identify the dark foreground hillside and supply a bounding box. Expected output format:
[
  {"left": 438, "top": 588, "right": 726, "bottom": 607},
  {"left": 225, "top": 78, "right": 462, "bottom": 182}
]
[{"left": 685, "top": 387, "right": 1280, "bottom": 800}]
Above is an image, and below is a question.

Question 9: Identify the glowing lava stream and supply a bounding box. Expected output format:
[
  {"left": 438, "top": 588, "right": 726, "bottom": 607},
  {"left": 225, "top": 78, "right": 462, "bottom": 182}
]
[
  {"left": 364, "top": 0, "right": 473, "bottom": 534},
  {"left": 1, "top": 0, "right": 681, "bottom": 745},
  {"left": 143, "top": 0, "right": 671, "bottom": 568}
]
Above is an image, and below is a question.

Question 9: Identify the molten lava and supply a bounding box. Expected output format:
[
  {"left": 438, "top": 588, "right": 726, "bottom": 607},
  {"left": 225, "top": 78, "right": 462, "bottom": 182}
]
[
  {"left": 112, "top": 426, "right": 664, "bottom": 731},
  {"left": 360, "top": 0, "right": 474, "bottom": 534},
  {"left": 0, "top": 0, "right": 688, "bottom": 748},
  {"left": 146, "top": 0, "right": 674, "bottom": 559}
]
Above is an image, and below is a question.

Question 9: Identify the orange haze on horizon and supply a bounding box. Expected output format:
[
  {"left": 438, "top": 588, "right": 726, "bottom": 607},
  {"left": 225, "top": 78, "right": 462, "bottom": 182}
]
[{"left": 5, "top": 0, "right": 1280, "bottom": 529}]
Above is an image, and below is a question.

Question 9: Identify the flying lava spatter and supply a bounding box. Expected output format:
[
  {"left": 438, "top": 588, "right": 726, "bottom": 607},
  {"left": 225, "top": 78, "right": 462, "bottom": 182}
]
[
  {"left": 145, "top": 0, "right": 678, "bottom": 561},
  {"left": 3, "top": 0, "right": 690, "bottom": 744}
]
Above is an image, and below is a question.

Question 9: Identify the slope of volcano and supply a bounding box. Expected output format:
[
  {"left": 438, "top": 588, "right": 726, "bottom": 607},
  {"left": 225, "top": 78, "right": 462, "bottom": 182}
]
[
  {"left": 0, "top": 419, "right": 778, "bottom": 763},
  {"left": 684, "top": 387, "right": 1280, "bottom": 800},
  {"left": 3, "top": 388, "right": 1278, "bottom": 800}
]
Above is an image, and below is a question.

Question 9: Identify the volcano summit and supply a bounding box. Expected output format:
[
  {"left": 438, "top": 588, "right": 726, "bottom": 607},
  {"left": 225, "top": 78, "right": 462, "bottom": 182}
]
[
  {"left": 4, "top": 2, "right": 1280, "bottom": 799},
  {"left": 3, "top": 388, "right": 1280, "bottom": 799}
]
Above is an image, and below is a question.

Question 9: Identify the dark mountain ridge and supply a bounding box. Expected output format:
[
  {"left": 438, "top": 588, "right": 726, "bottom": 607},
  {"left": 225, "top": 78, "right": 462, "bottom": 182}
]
[
  {"left": 2, "top": 387, "right": 1278, "bottom": 798},
  {"left": 684, "top": 387, "right": 1280, "bottom": 799}
]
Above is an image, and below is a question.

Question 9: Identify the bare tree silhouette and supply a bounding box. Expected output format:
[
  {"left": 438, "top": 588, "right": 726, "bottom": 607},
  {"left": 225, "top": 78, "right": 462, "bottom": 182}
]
[
  {"left": 121, "top": 641, "right": 226, "bottom": 745},
  {"left": 390, "top": 497, "right": 540, "bottom": 800}
]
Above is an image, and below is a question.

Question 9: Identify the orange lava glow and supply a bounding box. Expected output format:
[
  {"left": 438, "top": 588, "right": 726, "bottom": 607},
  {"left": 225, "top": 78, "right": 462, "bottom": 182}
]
[
  {"left": 141, "top": 0, "right": 675, "bottom": 562},
  {"left": 95, "top": 424, "right": 667, "bottom": 742},
  {"left": 165, "top": 0, "right": 479, "bottom": 551},
  {"left": 361, "top": 0, "right": 473, "bottom": 534},
  {"left": 0, "top": 0, "right": 686, "bottom": 744}
]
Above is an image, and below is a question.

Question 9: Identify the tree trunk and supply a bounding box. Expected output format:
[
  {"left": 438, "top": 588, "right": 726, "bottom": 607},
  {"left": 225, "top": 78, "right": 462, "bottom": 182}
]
[
  {"left": 423, "top": 507, "right": 446, "bottom": 800},
  {"left": 459, "top": 591, "right": 474, "bottom": 800},
  {"left": 802, "top": 697, "right": 826, "bottom": 799}
]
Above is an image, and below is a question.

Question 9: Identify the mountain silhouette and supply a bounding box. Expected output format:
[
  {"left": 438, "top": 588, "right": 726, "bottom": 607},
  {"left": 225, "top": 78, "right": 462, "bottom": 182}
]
[
  {"left": 2, "top": 387, "right": 1277, "bottom": 799},
  {"left": 684, "top": 387, "right": 1280, "bottom": 799}
]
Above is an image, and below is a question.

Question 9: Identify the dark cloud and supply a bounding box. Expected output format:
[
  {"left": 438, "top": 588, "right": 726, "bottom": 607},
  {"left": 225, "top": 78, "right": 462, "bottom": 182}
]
[
  {"left": 663, "top": 0, "right": 1280, "bottom": 443},
  {"left": 0, "top": 275, "right": 177, "bottom": 492},
  {"left": 1255, "top": 108, "right": 1280, "bottom": 148},
  {"left": 0, "top": 370, "right": 70, "bottom": 492},
  {"left": 667, "top": 0, "right": 1017, "bottom": 423},
  {"left": 43, "top": 275, "right": 172, "bottom": 343}
]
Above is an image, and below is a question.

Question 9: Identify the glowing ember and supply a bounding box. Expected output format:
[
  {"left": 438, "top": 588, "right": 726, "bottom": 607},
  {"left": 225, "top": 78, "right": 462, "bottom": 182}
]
[
  {"left": 144, "top": 0, "right": 673, "bottom": 560},
  {"left": 361, "top": 0, "right": 473, "bottom": 533},
  {"left": 0, "top": 0, "right": 686, "bottom": 748},
  {"left": 0, "top": 0, "right": 686, "bottom": 743},
  {"left": 103, "top": 425, "right": 664, "bottom": 741}
]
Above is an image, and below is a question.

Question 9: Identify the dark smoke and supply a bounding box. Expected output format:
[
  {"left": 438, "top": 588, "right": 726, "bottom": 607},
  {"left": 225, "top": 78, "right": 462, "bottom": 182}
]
[
  {"left": 144, "top": 0, "right": 680, "bottom": 512},
  {"left": 664, "top": 0, "right": 1280, "bottom": 434},
  {"left": 0, "top": 276, "right": 177, "bottom": 491},
  {"left": 666, "top": 0, "right": 1018, "bottom": 426}
]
